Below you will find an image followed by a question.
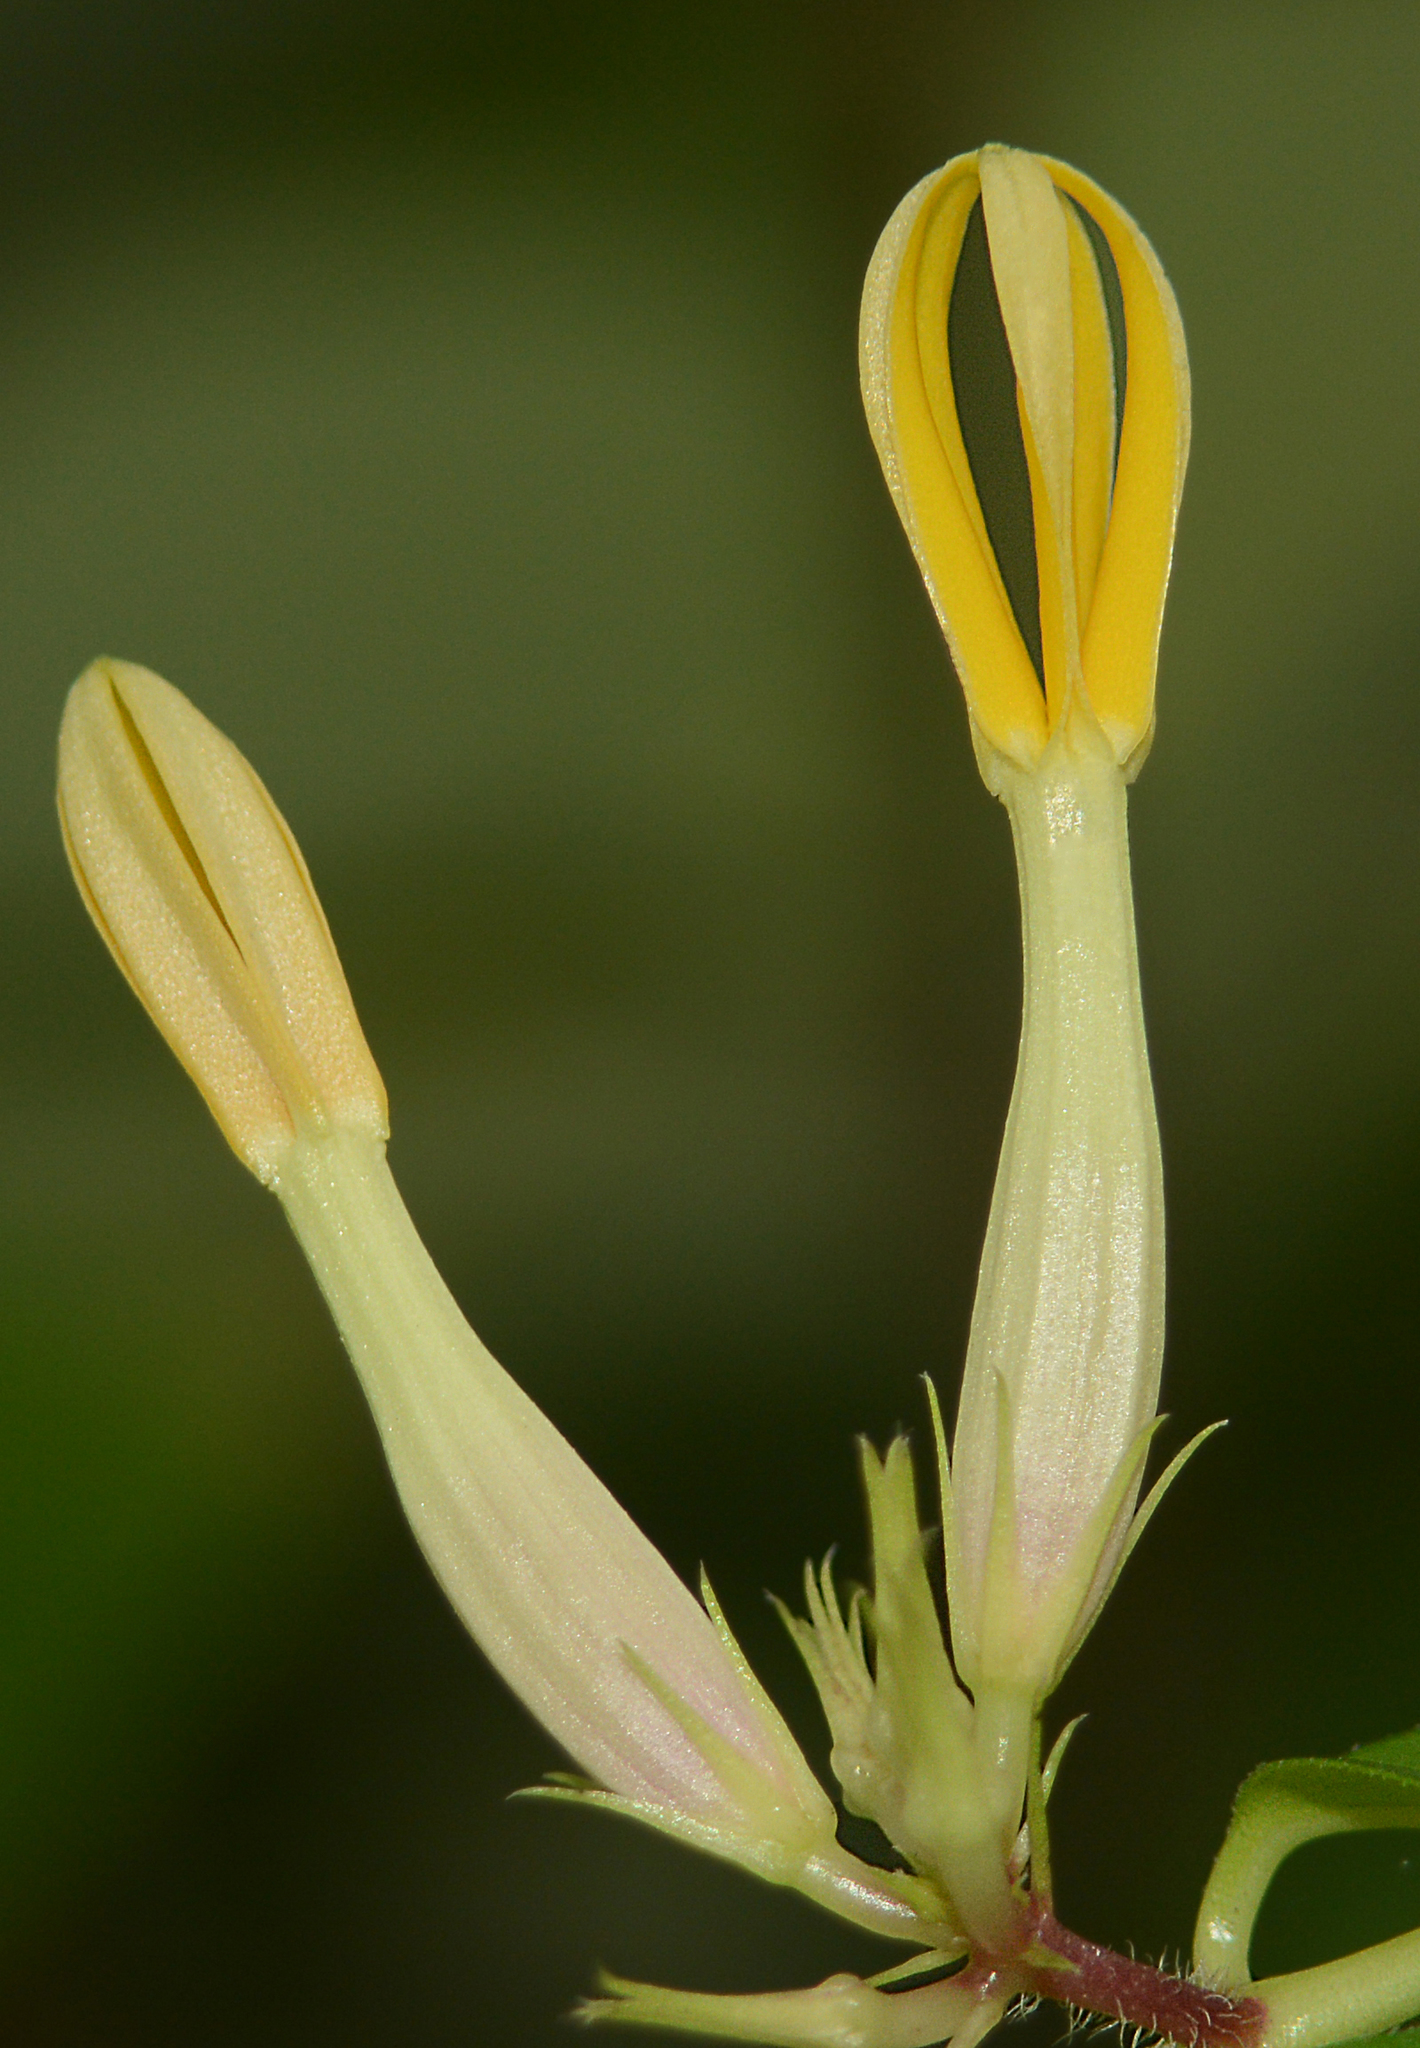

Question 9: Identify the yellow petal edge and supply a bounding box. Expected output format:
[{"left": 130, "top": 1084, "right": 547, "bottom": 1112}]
[{"left": 859, "top": 146, "right": 1190, "bottom": 776}]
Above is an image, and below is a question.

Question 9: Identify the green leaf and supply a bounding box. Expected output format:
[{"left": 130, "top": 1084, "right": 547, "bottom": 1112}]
[
  {"left": 1351, "top": 1730, "right": 1420, "bottom": 1776},
  {"left": 1194, "top": 1728, "right": 1420, "bottom": 1988},
  {"left": 1327, "top": 2032, "right": 1420, "bottom": 2048}
]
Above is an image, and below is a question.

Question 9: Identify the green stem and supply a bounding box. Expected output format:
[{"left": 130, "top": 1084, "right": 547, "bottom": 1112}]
[{"left": 1252, "top": 1929, "right": 1420, "bottom": 2048}]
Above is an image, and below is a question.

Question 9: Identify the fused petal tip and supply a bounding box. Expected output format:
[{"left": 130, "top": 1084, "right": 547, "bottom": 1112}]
[
  {"left": 860, "top": 146, "right": 1189, "bottom": 776},
  {"left": 57, "top": 658, "right": 387, "bottom": 1180}
]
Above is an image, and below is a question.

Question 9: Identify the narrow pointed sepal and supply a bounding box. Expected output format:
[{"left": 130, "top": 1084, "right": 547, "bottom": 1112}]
[
  {"left": 521, "top": 1779, "right": 944, "bottom": 1946},
  {"left": 922, "top": 1379, "right": 967, "bottom": 1677},
  {"left": 855, "top": 1438, "right": 985, "bottom": 1874},
  {"left": 521, "top": 1582, "right": 953, "bottom": 1948},
  {"left": 1051, "top": 1419, "right": 1226, "bottom": 1683},
  {"left": 772, "top": 1556, "right": 894, "bottom": 1830},
  {"left": 578, "top": 1966, "right": 1007, "bottom": 2048}
]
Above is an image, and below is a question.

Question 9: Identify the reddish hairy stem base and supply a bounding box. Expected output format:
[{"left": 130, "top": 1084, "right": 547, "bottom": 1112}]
[{"left": 968, "top": 1905, "right": 1266, "bottom": 2048}]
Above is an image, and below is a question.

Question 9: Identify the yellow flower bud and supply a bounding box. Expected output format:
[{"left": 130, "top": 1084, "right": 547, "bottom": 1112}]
[{"left": 860, "top": 151, "right": 1210, "bottom": 1723}]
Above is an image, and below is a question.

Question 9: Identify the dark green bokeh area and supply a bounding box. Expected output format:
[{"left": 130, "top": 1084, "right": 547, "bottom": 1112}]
[{"left": 1, "top": 3, "right": 1418, "bottom": 2040}]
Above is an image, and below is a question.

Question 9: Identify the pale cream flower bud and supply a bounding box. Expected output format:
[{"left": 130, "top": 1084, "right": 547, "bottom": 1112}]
[{"left": 57, "top": 659, "right": 943, "bottom": 1957}]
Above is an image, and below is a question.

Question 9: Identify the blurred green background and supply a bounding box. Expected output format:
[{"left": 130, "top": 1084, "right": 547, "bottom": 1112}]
[{"left": 1, "top": 2, "right": 1418, "bottom": 2040}]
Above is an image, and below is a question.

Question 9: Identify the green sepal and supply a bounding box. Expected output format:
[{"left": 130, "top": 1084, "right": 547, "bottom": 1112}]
[
  {"left": 1194, "top": 1727, "right": 1420, "bottom": 1988},
  {"left": 577, "top": 1961, "right": 994, "bottom": 2046},
  {"left": 519, "top": 1775, "right": 952, "bottom": 1947}
]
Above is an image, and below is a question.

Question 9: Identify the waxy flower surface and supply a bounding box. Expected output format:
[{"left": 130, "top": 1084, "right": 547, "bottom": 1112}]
[{"left": 57, "top": 145, "right": 1317, "bottom": 2048}]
